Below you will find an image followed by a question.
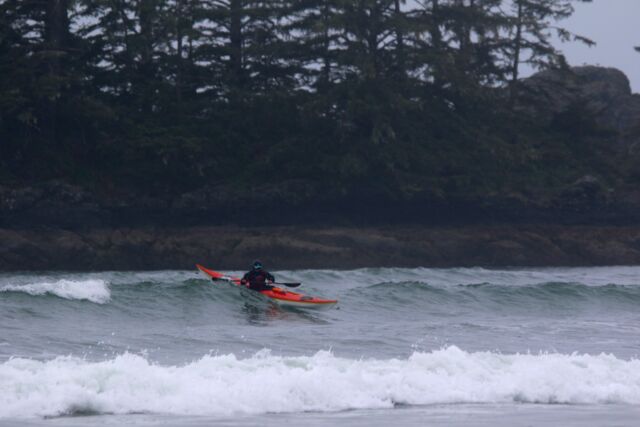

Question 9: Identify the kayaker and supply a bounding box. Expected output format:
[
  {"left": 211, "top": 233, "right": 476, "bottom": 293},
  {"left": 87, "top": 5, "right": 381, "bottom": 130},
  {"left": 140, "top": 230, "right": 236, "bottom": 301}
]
[{"left": 241, "top": 260, "right": 275, "bottom": 291}]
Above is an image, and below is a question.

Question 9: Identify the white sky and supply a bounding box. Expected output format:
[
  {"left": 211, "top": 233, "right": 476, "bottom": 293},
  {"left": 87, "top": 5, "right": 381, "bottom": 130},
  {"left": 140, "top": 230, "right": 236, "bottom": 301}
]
[{"left": 555, "top": 0, "right": 640, "bottom": 93}]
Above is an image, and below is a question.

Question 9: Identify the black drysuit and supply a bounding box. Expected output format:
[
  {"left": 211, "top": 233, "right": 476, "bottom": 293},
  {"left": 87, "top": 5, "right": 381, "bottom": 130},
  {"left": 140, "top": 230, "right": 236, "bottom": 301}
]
[{"left": 241, "top": 269, "right": 275, "bottom": 291}]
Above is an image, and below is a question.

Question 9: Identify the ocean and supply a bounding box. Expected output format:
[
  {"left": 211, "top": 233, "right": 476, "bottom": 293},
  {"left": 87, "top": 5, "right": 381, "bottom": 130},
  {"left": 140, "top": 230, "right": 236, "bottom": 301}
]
[{"left": 1, "top": 266, "right": 640, "bottom": 426}]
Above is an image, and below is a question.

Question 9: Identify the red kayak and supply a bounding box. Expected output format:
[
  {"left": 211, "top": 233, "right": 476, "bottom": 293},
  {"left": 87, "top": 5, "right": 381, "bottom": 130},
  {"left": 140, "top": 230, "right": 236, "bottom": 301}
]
[{"left": 196, "top": 264, "right": 338, "bottom": 309}]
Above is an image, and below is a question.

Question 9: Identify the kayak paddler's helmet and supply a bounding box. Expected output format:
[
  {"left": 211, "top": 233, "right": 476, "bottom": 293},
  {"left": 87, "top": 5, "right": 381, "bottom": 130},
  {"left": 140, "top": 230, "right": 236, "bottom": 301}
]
[{"left": 252, "top": 260, "right": 263, "bottom": 271}]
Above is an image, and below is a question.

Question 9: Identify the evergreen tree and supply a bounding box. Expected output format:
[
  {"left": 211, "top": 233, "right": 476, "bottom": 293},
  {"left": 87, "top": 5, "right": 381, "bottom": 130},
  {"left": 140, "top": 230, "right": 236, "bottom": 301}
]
[
  {"left": 500, "top": 0, "right": 594, "bottom": 105},
  {"left": 284, "top": 0, "right": 344, "bottom": 91},
  {"left": 81, "top": 0, "right": 167, "bottom": 114},
  {"left": 208, "top": 0, "right": 295, "bottom": 97},
  {"left": 410, "top": 1, "right": 505, "bottom": 101},
  {"left": 154, "top": 0, "right": 213, "bottom": 117},
  {"left": 0, "top": 0, "right": 89, "bottom": 176},
  {"left": 0, "top": 0, "right": 611, "bottom": 203}
]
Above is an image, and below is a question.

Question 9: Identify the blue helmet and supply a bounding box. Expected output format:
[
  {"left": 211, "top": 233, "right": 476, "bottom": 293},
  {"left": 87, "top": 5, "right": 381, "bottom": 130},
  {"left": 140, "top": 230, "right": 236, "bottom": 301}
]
[{"left": 252, "top": 260, "right": 263, "bottom": 270}]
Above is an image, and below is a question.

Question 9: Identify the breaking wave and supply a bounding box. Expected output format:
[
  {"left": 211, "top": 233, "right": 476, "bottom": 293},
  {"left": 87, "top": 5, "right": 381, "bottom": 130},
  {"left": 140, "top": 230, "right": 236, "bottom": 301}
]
[
  {"left": 2, "top": 346, "right": 640, "bottom": 419},
  {"left": 0, "top": 279, "right": 110, "bottom": 304}
]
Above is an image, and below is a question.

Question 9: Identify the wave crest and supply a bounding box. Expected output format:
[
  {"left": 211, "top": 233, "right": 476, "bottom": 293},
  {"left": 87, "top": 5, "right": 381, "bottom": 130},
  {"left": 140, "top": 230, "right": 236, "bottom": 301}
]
[{"left": 0, "top": 279, "right": 110, "bottom": 304}]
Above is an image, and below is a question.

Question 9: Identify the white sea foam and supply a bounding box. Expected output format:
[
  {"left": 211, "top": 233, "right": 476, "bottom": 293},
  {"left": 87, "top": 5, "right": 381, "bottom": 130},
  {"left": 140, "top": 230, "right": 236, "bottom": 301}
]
[
  {"left": 1, "top": 346, "right": 640, "bottom": 419},
  {"left": 0, "top": 279, "right": 110, "bottom": 303}
]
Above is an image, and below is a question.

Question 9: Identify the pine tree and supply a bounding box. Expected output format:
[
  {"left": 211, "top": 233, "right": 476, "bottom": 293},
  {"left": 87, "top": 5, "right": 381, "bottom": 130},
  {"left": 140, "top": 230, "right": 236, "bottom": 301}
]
[
  {"left": 409, "top": 1, "right": 505, "bottom": 102},
  {"left": 501, "top": 0, "right": 594, "bottom": 106},
  {"left": 284, "top": 0, "right": 344, "bottom": 91},
  {"left": 154, "top": 0, "right": 213, "bottom": 117},
  {"left": 208, "top": 0, "right": 295, "bottom": 98},
  {"left": 0, "top": 0, "right": 85, "bottom": 175}
]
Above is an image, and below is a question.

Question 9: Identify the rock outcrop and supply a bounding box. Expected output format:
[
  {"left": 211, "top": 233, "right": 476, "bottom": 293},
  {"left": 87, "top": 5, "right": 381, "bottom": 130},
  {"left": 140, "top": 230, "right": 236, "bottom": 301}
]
[
  {"left": 520, "top": 66, "right": 640, "bottom": 148},
  {"left": 2, "top": 225, "right": 640, "bottom": 271}
]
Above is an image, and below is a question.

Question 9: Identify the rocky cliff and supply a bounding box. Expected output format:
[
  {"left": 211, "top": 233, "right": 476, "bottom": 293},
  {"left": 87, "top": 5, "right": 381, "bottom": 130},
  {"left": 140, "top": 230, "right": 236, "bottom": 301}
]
[
  {"left": 2, "top": 225, "right": 640, "bottom": 271},
  {"left": 520, "top": 66, "right": 640, "bottom": 149}
]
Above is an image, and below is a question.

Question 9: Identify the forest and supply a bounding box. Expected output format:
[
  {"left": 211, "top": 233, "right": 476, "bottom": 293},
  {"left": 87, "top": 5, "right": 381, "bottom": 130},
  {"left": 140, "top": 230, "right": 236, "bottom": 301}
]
[{"left": 1, "top": 0, "right": 635, "bottom": 224}]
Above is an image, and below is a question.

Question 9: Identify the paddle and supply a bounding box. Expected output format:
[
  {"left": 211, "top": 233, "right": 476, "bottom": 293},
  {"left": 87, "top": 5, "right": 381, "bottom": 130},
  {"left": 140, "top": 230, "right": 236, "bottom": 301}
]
[
  {"left": 210, "top": 276, "right": 301, "bottom": 288},
  {"left": 272, "top": 282, "right": 301, "bottom": 288}
]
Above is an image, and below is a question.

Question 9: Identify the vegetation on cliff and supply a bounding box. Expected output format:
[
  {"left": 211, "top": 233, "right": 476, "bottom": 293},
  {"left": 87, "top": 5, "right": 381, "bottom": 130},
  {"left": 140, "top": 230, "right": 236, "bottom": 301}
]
[{"left": 0, "top": 0, "right": 636, "bottom": 223}]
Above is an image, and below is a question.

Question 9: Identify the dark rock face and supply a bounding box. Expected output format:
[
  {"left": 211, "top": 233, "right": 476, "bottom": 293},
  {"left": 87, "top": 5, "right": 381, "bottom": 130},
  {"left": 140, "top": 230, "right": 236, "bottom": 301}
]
[
  {"left": 0, "top": 181, "right": 105, "bottom": 228},
  {"left": 2, "top": 225, "right": 640, "bottom": 271},
  {"left": 555, "top": 175, "right": 609, "bottom": 212},
  {"left": 520, "top": 66, "right": 640, "bottom": 148},
  {"left": 1, "top": 177, "right": 637, "bottom": 230}
]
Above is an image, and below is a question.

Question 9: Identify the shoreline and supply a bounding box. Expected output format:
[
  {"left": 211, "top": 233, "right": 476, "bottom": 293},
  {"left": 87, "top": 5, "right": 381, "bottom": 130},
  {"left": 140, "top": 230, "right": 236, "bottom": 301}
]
[{"left": 2, "top": 224, "right": 639, "bottom": 271}]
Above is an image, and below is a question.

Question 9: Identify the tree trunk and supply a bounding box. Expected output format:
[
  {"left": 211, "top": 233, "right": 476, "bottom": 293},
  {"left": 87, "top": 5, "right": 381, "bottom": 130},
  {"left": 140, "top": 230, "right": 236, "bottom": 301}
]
[
  {"left": 138, "top": 0, "right": 156, "bottom": 114},
  {"left": 229, "top": 0, "right": 244, "bottom": 89},
  {"left": 465, "top": 0, "right": 474, "bottom": 53},
  {"left": 509, "top": 0, "right": 523, "bottom": 108},
  {"left": 175, "top": 0, "right": 185, "bottom": 115},
  {"left": 367, "top": 3, "right": 380, "bottom": 80},
  {"left": 429, "top": 0, "right": 444, "bottom": 89},
  {"left": 452, "top": 0, "right": 472, "bottom": 84},
  {"left": 43, "top": 0, "right": 71, "bottom": 147},
  {"left": 321, "top": 0, "right": 331, "bottom": 88},
  {"left": 45, "top": 0, "right": 70, "bottom": 51},
  {"left": 394, "top": 0, "right": 405, "bottom": 78}
]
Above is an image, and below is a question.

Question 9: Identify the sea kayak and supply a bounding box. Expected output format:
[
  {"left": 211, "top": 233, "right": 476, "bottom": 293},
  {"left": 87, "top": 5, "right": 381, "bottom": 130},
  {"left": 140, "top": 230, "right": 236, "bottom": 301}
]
[{"left": 195, "top": 264, "right": 338, "bottom": 309}]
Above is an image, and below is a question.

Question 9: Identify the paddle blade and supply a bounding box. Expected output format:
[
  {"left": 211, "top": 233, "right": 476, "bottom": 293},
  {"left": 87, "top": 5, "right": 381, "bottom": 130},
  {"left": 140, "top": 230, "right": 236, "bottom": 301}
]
[{"left": 274, "top": 282, "right": 302, "bottom": 288}]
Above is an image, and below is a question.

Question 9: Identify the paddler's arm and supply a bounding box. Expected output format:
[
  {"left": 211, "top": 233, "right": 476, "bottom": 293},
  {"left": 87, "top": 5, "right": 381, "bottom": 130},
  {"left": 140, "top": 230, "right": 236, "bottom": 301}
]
[
  {"left": 266, "top": 272, "right": 275, "bottom": 283},
  {"left": 240, "top": 272, "right": 250, "bottom": 287}
]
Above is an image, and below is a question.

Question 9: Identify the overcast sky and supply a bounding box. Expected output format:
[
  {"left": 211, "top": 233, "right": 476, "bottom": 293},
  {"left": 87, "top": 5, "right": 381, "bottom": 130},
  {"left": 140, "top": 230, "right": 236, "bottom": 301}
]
[{"left": 555, "top": 0, "right": 640, "bottom": 93}]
